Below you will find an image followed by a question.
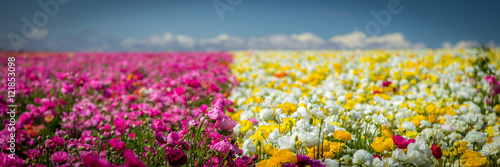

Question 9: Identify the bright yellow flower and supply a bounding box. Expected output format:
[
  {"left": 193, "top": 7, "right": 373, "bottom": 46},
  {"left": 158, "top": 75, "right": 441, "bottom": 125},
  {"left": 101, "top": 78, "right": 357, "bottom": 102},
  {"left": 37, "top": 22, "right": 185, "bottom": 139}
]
[
  {"left": 240, "top": 120, "right": 253, "bottom": 133},
  {"left": 271, "top": 149, "right": 298, "bottom": 164},
  {"left": 333, "top": 130, "right": 352, "bottom": 141}
]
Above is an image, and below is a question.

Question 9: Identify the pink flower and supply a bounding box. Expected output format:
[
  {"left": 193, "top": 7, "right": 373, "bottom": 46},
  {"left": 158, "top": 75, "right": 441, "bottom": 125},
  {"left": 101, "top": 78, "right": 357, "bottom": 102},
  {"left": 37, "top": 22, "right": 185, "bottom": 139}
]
[
  {"left": 212, "top": 140, "right": 232, "bottom": 154},
  {"left": 153, "top": 119, "right": 167, "bottom": 132},
  {"left": 167, "top": 132, "right": 183, "bottom": 146},
  {"left": 109, "top": 138, "right": 126, "bottom": 151},
  {"left": 373, "top": 154, "right": 382, "bottom": 160},
  {"left": 207, "top": 105, "right": 224, "bottom": 121},
  {"left": 51, "top": 151, "right": 70, "bottom": 164},
  {"left": 200, "top": 104, "right": 209, "bottom": 114},
  {"left": 114, "top": 118, "right": 127, "bottom": 132},
  {"left": 219, "top": 116, "right": 237, "bottom": 131},
  {"left": 45, "top": 139, "right": 56, "bottom": 149},
  {"left": 393, "top": 135, "right": 409, "bottom": 149},
  {"left": 82, "top": 154, "right": 113, "bottom": 167},
  {"left": 53, "top": 136, "right": 65, "bottom": 147}
]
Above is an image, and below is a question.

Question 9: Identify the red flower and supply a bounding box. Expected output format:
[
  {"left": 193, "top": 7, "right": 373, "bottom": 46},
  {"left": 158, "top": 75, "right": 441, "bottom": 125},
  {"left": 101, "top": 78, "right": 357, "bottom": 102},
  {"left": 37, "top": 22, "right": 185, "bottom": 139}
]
[
  {"left": 431, "top": 144, "right": 442, "bottom": 159},
  {"left": 167, "top": 149, "right": 187, "bottom": 167}
]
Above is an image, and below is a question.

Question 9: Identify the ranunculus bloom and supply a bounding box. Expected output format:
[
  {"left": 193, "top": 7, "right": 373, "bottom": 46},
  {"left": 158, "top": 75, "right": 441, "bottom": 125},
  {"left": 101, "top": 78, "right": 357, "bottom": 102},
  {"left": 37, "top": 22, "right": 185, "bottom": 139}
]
[
  {"left": 51, "top": 151, "right": 70, "bottom": 164},
  {"left": 52, "top": 136, "right": 65, "bottom": 147},
  {"left": 167, "top": 149, "right": 187, "bottom": 167},
  {"left": 167, "top": 131, "right": 183, "bottom": 146},
  {"left": 219, "top": 116, "right": 238, "bottom": 131},
  {"left": 114, "top": 118, "right": 127, "bottom": 131},
  {"left": 207, "top": 106, "right": 224, "bottom": 121},
  {"left": 153, "top": 119, "right": 167, "bottom": 132},
  {"left": 109, "top": 138, "right": 126, "bottom": 151},
  {"left": 45, "top": 139, "right": 56, "bottom": 149},
  {"left": 393, "top": 135, "right": 409, "bottom": 149},
  {"left": 430, "top": 144, "right": 442, "bottom": 159},
  {"left": 212, "top": 140, "right": 232, "bottom": 154}
]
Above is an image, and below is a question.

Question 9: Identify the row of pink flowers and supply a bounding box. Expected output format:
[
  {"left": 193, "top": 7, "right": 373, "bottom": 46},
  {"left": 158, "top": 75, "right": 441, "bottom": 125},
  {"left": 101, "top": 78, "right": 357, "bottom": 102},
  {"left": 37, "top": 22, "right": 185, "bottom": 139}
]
[{"left": 0, "top": 52, "right": 249, "bottom": 166}]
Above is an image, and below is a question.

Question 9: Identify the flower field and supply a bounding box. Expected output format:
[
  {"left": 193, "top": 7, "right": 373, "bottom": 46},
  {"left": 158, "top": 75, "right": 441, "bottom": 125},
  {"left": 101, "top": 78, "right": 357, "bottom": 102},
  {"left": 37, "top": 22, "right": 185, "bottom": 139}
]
[{"left": 1, "top": 48, "right": 500, "bottom": 167}]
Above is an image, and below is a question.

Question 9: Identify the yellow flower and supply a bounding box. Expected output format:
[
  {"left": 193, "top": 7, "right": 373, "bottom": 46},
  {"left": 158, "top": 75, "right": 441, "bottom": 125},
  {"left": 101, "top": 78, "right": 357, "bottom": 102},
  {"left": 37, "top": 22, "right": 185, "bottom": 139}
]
[
  {"left": 405, "top": 131, "right": 418, "bottom": 139},
  {"left": 460, "top": 150, "right": 489, "bottom": 167},
  {"left": 486, "top": 126, "right": 495, "bottom": 137},
  {"left": 456, "top": 141, "right": 469, "bottom": 154},
  {"left": 329, "top": 142, "right": 345, "bottom": 153},
  {"left": 371, "top": 137, "right": 394, "bottom": 153},
  {"left": 271, "top": 149, "right": 298, "bottom": 164},
  {"left": 256, "top": 158, "right": 279, "bottom": 167},
  {"left": 381, "top": 126, "right": 393, "bottom": 138},
  {"left": 264, "top": 144, "right": 277, "bottom": 155},
  {"left": 495, "top": 104, "right": 500, "bottom": 113},
  {"left": 279, "top": 102, "right": 298, "bottom": 115},
  {"left": 333, "top": 130, "right": 352, "bottom": 141},
  {"left": 345, "top": 92, "right": 353, "bottom": 100},
  {"left": 240, "top": 120, "right": 253, "bottom": 133}
]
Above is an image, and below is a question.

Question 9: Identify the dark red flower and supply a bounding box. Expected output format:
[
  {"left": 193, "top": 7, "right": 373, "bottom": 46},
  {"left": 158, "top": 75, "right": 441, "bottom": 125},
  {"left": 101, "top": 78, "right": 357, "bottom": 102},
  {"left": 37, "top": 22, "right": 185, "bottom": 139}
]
[
  {"left": 166, "top": 149, "right": 187, "bottom": 167},
  {"left": 431, "top": 144, "right": 442, "bottom": 159}
]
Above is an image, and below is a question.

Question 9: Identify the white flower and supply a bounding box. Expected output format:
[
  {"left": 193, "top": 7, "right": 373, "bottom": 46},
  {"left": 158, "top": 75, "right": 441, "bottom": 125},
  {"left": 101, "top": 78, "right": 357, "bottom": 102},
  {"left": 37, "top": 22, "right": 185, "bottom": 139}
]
[
  {"left": 384, "top": 158, "right": 402, "bottom": 167},
  {"left": 373, "top": 158, "right": 385, "bottom": 167},
  {"left": 298, "top": 130, "right": 319, "bottom": 147},
  {"left": 277, "top": 135, "right": 296, "bottom": 152},
  {"left": 259, "top": 108, "right": 274, "bottom": 121},
  {"left": 242, "top": 139, "right": 256, "bottom": 156},
  {"left": 442, "top": 123, "right": 456, "bottom": 132},
  {"left": 310, "top": 105, "right": 325, "bottom": 119},
  {"left": 479, "top": 142, "right": 500, "bottom": 156},
  {"left": 407, "top": 140, "right": 432, "bottom": 167},
  {"left": 352, "top": 149, "right": 373, "bottom": 166},
  {"left": 322, "top": 159, "right": 339, "bottom": 167},
  {"left": 375, "top": 114, "right": 391, "bottom": 128},
  {"left": 391, "top": 148, "right": 408, "bottom": 162},
  {"left": 267, "top": 129, "right": 280, "bottom": 144},
  {"left": 463, "top": 130, "right": 486, "bottom": 146},
  {"left": 292, "top": 106, "right": 310, "bottom": 121},
  {"left": 459, "top": 105, "right": 469, "bottom": 114},
  {"left": 419, "top": 120, "right": 431, "bottom": 128},
  {"left": 400, "top": 121, "right": 416, "bottom": 131},
  {"left": 239, "top": 110, "right": 254, "bottom": 121}
]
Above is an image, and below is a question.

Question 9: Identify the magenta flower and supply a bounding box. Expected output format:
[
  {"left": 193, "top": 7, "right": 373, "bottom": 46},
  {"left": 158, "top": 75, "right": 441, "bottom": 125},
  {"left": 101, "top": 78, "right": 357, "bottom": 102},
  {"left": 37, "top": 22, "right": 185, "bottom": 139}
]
[
  {"left": 393, "top": 135, "right": 409, "bottom": 149},
  {"left": 51, "top": 151, "right": 70, "bottom": 164},
  {"left": 45, "top": 139, "right": 56, "bottom": 149},
  {"left": 167, "top": 131, "right": 183, "bottom": 146},
  {"left": 113, "top": 118, "right": 127, "bottom": 132},
  {"left": 53, "top": 136, "right": 65, "bottom": 147},
  {"left": 109, "top": 138, "right": 126, "bottom": 151},
  {"left": 212, "top": 140, "right": 231, "bottom": 154},
  {"left": 219, "top": 116, "right": 237, "bottom": 131},
  {"left": 153, "top": 119, "right": 167, "bottom": 132}
]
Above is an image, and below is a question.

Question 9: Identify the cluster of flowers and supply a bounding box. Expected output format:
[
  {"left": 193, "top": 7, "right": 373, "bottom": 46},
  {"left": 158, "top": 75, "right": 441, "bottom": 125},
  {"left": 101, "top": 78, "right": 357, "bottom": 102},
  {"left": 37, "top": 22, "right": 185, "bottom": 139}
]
[
  {"left": 227, "top": 48, "right": 500, "bottom": 167},
  {"left": 0, "top": 52, "right": 253, "bottom": 166}
]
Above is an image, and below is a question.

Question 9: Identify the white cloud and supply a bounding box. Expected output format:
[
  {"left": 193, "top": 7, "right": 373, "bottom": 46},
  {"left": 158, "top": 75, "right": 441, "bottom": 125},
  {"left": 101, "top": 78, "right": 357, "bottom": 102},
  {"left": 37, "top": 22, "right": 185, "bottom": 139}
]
[
  {"left": 329, "top": 31, "right": 425, "bottom": 49},
  {"left": 441, "top": 40, "right": 498, "bottom": 49},
  {"left": 176, "top": 34, "right": 196, "bottom": 48},
  {"left": 119, "top": 31, "right": 425, "bottom": 51}
]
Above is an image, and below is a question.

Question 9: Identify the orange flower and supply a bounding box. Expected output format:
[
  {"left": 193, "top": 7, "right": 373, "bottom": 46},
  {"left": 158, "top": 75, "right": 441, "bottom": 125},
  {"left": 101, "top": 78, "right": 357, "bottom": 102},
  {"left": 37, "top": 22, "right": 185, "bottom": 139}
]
[{"left": 45, "top": 114, "right": 55, "bottom": 123}]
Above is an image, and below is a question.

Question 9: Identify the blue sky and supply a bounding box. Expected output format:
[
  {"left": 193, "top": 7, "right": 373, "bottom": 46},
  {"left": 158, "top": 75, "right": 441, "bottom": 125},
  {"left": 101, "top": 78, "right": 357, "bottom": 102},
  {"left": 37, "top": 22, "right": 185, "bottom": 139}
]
[{"left": 0, "top": 0, "right": 499, "bottom": 51}]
